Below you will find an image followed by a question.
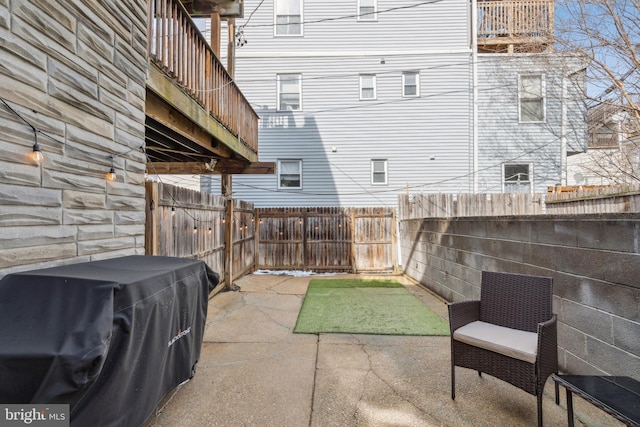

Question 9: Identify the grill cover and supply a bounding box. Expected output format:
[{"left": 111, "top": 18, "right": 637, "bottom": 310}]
[{"left": 0, "top": 255, "right": 219, "bottom": 426}]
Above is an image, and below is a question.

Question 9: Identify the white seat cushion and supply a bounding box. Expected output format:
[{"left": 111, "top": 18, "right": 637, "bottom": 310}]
[{"left": 453, "top": 321, "right": 538, "bottom": 364}]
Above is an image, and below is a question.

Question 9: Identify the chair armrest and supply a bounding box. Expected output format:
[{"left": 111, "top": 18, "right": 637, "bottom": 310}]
[
  {"left": 448, "top": 300, "right": 480, "bottom": 333},
  {"left": 537, "top": 314, "right": 559, "bottom": 380}
]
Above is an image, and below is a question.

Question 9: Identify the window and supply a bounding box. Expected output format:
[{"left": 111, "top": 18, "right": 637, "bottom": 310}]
[
  {"left": 360, "top": 74, "right": 376, "bottom": 100},
  {"left": 358, "top": 0, "right": 377, "bottom": 21},
  {"left": 277, "top": 74, "right": 301, "bottom": 111},
  {"left": 371, "top": 159, "right": 387, "bottom": 185},
  {"left": 519, "top": 75, "right": 545, "bottom": 122},
  {"left": 275, "top": 0, "right": 302, "bottom": 35},
  {"left": 278, "top": 159, "right": 302, "bottom": 189},
  {"left": 402, "top": 71, "right": 419, "bottom": 97},
  {"left": 503, "top": 163, "right": 532, "bottom": 193}
]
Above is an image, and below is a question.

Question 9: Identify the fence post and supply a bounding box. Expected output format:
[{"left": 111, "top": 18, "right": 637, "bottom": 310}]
[
  {"left": 145, "top": 181, "right": 159, "bottom": 255},
  {"left": 350, "top": 208, "right": 356, "bottom": 273},
  {"left": 222, "top": 174, "right": 233, "bottom": 290}
]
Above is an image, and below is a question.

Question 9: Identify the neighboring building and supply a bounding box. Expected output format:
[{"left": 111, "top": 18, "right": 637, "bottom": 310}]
[
  {"left": 202, "top": 0, "right": 587, "bottom": 207},
  {"left": 567, "top": 102, "right": 640, "bottom": 185}
]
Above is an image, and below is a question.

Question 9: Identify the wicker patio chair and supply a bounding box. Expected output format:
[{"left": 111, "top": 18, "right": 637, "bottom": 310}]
[{"left": 448, "top": 271, "right": 557, "bottom": 427}]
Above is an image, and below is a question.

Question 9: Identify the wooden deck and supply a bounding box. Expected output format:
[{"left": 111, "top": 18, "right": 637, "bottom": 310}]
[
  {"left": 145, "top": 0, "right": 261, "bottom": 175},
  {"left": 477, "top": 0, "right": 554, "bottom": 53}
]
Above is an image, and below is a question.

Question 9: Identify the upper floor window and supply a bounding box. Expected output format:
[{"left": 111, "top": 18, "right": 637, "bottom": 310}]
[
  {"left": 275, "top": 0, "right": 303, "bottom": 36},
  {"left": 278, "top": 74, "right": 301, "bottom": 111},
  {"left": 503, "top": 163, "right": 532, "bottom": 193},
  {"left": 278, "top": 159, "right": 302, "bottom": 189},
  {"left": 519, "top": 74, "right": 545, "bottom": 123},
  {"left": 360, "top": 74, "right": 376, "bottom": 100},
  {"left": 371, "top": 159, "right": 388, "bottom": 185},
  {"left": 358, "top": 0, "right": 377, "bottom": 21},
  {"left": 402, "top": 71, "right": 419, "bottom": 97}
]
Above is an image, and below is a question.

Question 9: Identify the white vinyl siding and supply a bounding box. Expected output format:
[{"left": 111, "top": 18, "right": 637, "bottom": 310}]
[
  {"left": 371, "top": 159, "right": 388, "bottom": 185},
  {"left": 206, "top": 1, "right": 585, "bottom": 207},
  {"left": 402, "top": 71, "right": 419, "bottom": 97},
  {"left": 503, "top": 163, "right": 532, "bottom": 193},
  {"left": 275, "top": 0, "right": 302, "bottom": 36},
  {"left": 519, "top": 74, "right": 545, "bottom": 123},
  {"left": 278, "top": 159, "right": 302, "bottom": 189},
  {"left": 358, "top": 0, "right": 377, "bottom": 21},
  {"left": 277, "top": 74, "right": 301, "bottom": 111},
  {"left": 360, "top": 74, "right": 376, "bottom": 100}
]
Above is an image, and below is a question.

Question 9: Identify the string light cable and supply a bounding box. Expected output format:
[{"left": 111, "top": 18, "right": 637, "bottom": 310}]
[{"left": 0, "top": 96, "right": 144, "bottom": 179}]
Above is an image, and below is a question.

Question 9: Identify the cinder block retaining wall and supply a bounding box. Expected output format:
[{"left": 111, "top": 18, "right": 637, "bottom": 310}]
[{"left": 400, "top": 214, "right": 640, "bottom": 380}]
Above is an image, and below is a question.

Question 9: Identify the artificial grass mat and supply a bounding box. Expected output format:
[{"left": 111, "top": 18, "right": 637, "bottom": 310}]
[{"left": 293, "top": 278, "right": 450, "bottom": 336}]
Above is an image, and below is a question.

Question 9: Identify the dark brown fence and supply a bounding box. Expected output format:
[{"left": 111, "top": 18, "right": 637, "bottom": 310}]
[{"left": 255, "top": 207, "right": 396, "bottom": 273}]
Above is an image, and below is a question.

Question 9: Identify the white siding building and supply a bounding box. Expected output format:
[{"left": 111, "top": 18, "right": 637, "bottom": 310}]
[{"left": 202, "top": 0, "right": 586, "bottom": 207}]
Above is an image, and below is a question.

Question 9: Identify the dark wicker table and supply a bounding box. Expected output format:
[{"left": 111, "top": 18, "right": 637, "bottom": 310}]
[{"left": 552, "top": 375, "right": 640, "bottom": 427}]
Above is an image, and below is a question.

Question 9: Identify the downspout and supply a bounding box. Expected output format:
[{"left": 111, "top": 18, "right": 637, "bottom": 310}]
[
  {"left": 561, "top": 77, "right": 567, "bottom": 185},
  {"left": 471, "top": 0, "right": 479, "bottom": 192}
]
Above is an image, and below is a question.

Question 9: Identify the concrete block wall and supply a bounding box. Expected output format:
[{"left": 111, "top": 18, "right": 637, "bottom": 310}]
[
  {"left": 400, "top": 213, "right": 640, "bottom": 381},
  {"left": 0, "top": 0, "right": 147, "bottom": 276}
]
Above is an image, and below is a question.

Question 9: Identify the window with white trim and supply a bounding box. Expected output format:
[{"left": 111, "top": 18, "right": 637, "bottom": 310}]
[
  {"left": 503, "top": 163, "right": 532, "bottom": 193},
  {"left": 275, "top": 0, "right": 302, "bottom": 35},
  {"left": 519, "top": 74, "right": 545, "bottom": 122},
  {"left": 402, "top": 71, "right": 419, "bottom": 97},
  {"left": 277, "top": 74, "right": 301, "bottom": 111},
  {"left": 371, "top": 159, "right": 388, "bottom": 185},
  {"left": 278, "top": 159, "right": 302, "bottom": 189},
  {"left": 360, "top": 74, "right": 376, "bottom": 100},
  {"left": 358, "top": 0, "right": 377, "bottom": 21}
]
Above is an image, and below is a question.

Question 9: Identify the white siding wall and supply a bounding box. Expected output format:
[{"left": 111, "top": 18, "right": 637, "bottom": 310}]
[
  {"left": 204, "top": 0, "right": 586, "bottom": 207},
  {"left": 476, "top": 55, "right": 586, "bottom": 193},
  {"left": 207, "top": 0, "right": 474, "bottom": 207}
]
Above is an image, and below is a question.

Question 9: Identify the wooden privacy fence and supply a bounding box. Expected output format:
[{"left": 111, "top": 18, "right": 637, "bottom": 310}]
[
  {"left": 545, "top": 184, "right": 640, "bottom": 214},
  {"left": 398, "top": 193, "right": 545, "bottom": 220},
  {"left": 145, "top": 182, "right": 255, "bottom": 288},
  {"left": 255, "top": 207, "right": 397, "bottom": 273}
]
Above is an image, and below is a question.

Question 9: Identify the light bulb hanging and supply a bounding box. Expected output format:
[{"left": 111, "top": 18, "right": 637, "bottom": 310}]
[
  {"left": 105, "top": 156, "right": 116, "bottom": 181},
  {"left": 105, "top": 167, "right": 116, "bottom": 182},
  {"left": 29, "top": 140, "right": 43, "bottom": 165}
]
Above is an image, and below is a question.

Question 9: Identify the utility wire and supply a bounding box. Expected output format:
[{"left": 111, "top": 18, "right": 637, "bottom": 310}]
[{"left": 242, "top": 0, "right": 444, "bottom": 29}]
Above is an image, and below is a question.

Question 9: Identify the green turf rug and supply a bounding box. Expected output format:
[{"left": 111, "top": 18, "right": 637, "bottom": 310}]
[{"left": 293, "top": 278, "right": 450, "bottom": 336}]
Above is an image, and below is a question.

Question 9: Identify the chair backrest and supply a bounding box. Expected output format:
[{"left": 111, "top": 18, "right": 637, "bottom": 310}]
[{"left": 480, "top": 271, "right": 553, "bottom": 332}]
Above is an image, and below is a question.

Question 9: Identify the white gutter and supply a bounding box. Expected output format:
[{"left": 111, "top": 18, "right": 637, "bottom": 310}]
[
  {"left": 471, "top": 0, "right": 479, "bottom": 192},
  {"left": 561, "top": 77, "right": 567, "bottom": 185}
]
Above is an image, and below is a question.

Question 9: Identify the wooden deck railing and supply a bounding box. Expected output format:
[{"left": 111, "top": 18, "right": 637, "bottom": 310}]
[
  {"left": 478, "top": 0, "right": 553, "bottom": 39},
  {"left": 147, "top": 0, "right": 258, "bottom": 154}
]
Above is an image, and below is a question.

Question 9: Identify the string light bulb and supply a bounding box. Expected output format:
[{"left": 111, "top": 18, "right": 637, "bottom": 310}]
[
  {"left": 171, "top": 206, "right": 176, "bottom": 216},
  {"left": 105, "top": 167, "right": 116, "bottom": 182},
  {"left": 105, "top": 156, "right": 116, "bottom": 181},
  {"left": 193, "top": 225, "right": 198, "bottom": 234},
  {"left": 29, "top": 141, "right": 43, "bottom": 165}
]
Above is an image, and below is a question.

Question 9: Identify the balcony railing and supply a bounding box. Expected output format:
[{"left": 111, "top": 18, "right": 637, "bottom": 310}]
[
  {"left": 478, "top": 0, "right": 553, "bottom": 44},
  {"left": 147, "top": 0, "right": 258, "bottom": 154}
]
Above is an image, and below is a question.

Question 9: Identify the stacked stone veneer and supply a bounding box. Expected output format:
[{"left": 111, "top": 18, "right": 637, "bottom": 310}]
[
  {"left": 0, "top": 0, "right": 147, "bottom": 276},
  {"left": 400, "top": 214, "right": 640, "bottom": 381}
]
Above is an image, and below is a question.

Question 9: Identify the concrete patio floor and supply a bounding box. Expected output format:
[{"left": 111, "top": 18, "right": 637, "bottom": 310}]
[{"left": 145, "top": 273, "right": 625, "bottom": 427}]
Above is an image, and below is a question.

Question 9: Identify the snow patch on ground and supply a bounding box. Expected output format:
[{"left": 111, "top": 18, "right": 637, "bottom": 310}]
[{"left": 252, "top": 269, "right": 345, "bottom": 277}]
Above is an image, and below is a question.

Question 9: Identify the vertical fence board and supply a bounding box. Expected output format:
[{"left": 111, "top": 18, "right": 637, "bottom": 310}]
[
  {"left": 256, "top": 207, "right": 396, "bottom": 272},
  {"left": 146, "top": 182, "right": 254, "bottom": 288}
]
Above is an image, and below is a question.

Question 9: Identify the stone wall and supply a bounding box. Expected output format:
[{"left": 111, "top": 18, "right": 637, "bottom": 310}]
[
  {"left": 400, "top": 214, "right": 640, "bottom": 380},
  {"left": 0, "top": 0, "right": 147, "bottom": 276}
]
